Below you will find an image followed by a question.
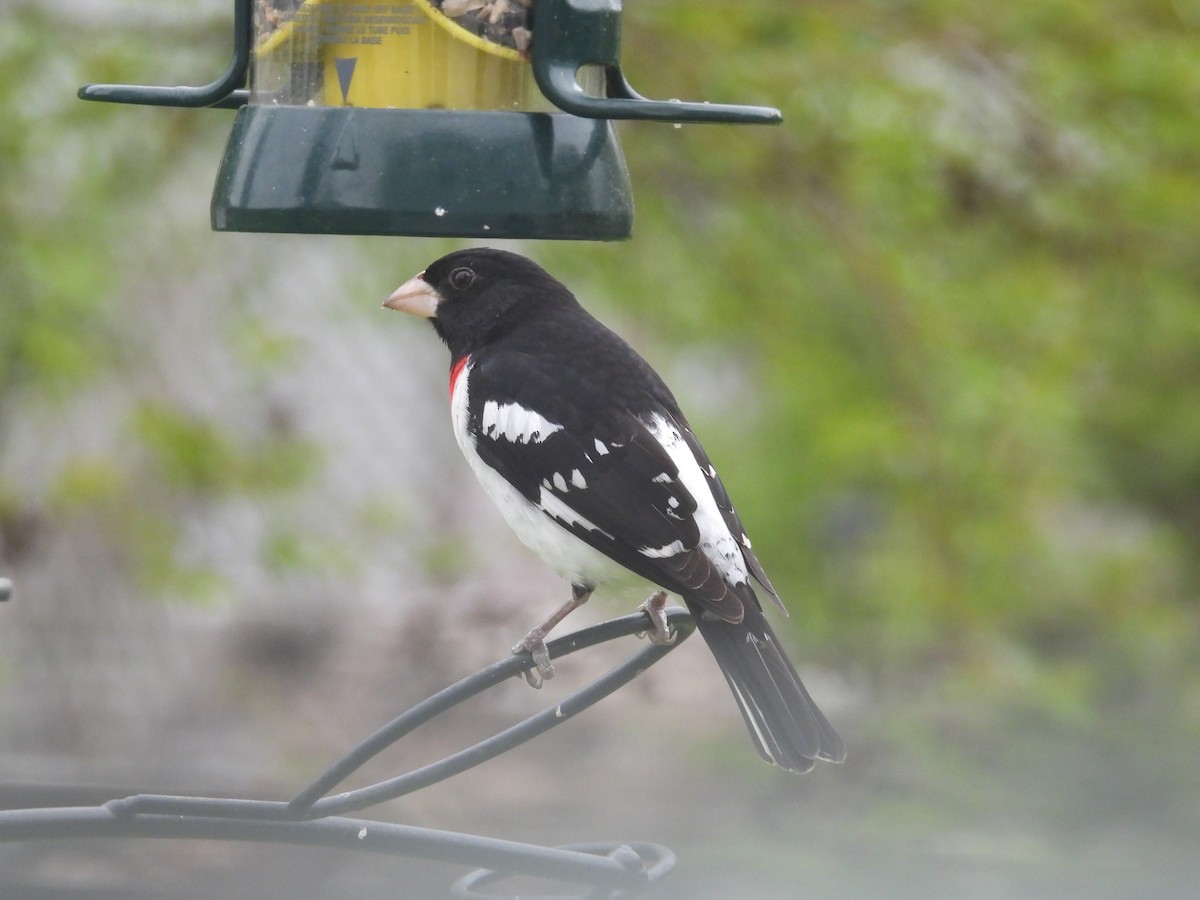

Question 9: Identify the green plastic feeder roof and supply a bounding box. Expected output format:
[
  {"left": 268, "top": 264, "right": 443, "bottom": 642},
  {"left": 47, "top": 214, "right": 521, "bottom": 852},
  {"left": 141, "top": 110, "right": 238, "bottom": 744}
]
[{"left": 79, "top": 0, "right": 782, "bottom": 241}]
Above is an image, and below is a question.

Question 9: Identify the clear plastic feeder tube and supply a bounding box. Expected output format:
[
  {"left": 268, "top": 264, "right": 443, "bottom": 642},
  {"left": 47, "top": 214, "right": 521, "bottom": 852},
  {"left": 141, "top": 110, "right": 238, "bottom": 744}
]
[{"left": 252, "top": 0, "right": 595, "bottom": 110}]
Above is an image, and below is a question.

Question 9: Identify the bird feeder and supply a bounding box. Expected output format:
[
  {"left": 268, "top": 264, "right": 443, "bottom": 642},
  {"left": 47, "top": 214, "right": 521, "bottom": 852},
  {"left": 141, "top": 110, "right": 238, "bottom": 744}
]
[{"left": 79, "top": 0, "right": 781, "bottom": 240}]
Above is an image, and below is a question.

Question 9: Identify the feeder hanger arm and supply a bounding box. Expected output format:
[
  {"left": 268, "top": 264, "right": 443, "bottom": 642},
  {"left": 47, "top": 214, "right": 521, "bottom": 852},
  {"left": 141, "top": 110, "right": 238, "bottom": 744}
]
[
  {"left": 78, "top": 0, "right": 251, "bottom": 109},
  {"left": 532, "top": 0, "right": 783, "bottom": 125}
]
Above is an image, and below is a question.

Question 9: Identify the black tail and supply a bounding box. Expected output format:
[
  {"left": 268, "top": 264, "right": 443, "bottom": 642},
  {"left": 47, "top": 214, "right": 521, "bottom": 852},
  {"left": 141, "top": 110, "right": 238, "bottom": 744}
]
[{"left": 692, "top": 603, "right": 846, "bottom": 773}]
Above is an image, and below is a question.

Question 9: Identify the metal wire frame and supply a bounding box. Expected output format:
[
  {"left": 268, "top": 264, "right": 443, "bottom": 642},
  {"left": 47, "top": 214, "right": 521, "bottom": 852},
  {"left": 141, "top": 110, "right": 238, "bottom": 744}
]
[{"left": 0, "top": 607, "right": 696, "bottom": 899}]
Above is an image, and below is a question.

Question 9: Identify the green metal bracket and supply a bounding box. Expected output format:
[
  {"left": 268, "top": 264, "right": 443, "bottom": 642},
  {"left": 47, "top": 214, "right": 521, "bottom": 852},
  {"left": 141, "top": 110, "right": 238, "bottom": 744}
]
[
  {"left": 532, "top": 0, "right": 782, "bottom": 125},
  {"left": 78, "top": 0, "right": 250, "bottom": 109}
]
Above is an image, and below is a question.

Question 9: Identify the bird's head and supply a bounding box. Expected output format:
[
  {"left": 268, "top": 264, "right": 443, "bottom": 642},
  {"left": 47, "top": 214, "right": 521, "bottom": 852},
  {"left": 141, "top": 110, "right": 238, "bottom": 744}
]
[{"left": 385, "top": 248, "right": 574, "bottom": 358}]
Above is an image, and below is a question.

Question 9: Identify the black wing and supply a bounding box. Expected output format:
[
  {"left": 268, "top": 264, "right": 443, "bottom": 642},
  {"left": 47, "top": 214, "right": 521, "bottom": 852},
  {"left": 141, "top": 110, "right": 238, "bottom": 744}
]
[
  {"left": 466, "top": 348, "right": 751, "bottom": 623},
  {"left": 673, "top": 419, "right": 785, "bottom": 613}
]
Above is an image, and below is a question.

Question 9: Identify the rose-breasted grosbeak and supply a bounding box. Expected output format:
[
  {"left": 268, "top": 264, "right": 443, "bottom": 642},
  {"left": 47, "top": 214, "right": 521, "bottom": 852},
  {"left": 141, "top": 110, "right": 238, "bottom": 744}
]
[{"left": 385, "top": 248, "right": 845, "bottom": 773}]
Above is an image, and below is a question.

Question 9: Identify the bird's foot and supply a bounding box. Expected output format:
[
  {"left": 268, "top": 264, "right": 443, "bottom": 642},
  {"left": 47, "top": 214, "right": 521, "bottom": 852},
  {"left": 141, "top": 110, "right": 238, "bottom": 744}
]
[
  {"left": 635, "top": 590, "right": 676, "bottom": 645},
  {"left": 512, "top": 633, "right": 555, "bottom": 688},
  {"left": 511, "top": 585, "right": 592, "bottom": 688}
]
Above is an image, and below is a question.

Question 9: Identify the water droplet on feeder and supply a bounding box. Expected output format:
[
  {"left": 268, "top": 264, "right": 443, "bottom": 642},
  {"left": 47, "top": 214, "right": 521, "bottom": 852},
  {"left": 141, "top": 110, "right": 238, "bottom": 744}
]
[{"left": 435, "top": 206, "right": 446, "bottom": 217}]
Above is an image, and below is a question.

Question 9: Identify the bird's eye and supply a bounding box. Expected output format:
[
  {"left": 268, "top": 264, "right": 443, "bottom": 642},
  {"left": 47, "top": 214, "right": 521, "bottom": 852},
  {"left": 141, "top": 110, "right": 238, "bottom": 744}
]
[{"left": 448, "top": 267, "right": 476, "bottom": 291}]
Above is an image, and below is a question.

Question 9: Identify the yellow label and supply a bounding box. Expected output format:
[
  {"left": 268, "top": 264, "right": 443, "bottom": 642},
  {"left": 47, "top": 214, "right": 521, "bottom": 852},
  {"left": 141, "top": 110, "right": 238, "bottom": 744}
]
[{"left": 257, "top": 1, "right": 536, "bottom": 110}]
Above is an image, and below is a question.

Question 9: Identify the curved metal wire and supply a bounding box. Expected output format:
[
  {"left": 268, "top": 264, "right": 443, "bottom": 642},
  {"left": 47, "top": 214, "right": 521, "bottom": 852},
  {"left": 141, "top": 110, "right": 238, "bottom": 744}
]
[
  {"left": 453, "top": 842, "right": 678, "bottom": 900},
  {"left": 0, "top": 807, "right": 669, "bottom": 896},
  {"left": 0, "top": 607, "right": 695, "bottom": 898},
  {"left": 291, "top": 606, "right": 694, "bottom": 816}
]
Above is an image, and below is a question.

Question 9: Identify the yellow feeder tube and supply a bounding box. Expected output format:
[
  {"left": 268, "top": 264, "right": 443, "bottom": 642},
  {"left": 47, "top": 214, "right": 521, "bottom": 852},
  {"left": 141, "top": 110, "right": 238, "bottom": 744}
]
[{"left": 254, "top": 0, "right": 539, "bottom": 111}]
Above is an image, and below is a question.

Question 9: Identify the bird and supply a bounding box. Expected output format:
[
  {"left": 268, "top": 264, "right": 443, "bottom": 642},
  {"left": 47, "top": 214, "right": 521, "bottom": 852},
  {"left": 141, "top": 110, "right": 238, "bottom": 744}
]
[{"left": 384, "top": 248, "right": 845, "bottom": 773}]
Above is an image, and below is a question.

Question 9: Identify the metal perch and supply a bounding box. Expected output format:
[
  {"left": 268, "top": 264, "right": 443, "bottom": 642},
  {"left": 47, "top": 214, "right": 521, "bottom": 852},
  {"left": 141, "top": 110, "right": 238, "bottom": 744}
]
[{"left": 0, "top": 607, "right": 696, "bottom": 898}]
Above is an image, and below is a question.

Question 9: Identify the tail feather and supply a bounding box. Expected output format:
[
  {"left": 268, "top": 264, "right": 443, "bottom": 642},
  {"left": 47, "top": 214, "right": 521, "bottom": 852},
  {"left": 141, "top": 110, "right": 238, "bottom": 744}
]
[{"left": 692, "top": 603, "right": 846, "bottom": 773}]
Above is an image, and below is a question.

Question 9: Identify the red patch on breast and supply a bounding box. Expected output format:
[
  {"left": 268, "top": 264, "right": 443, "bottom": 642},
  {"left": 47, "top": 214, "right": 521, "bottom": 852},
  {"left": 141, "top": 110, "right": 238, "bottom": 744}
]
[{"left": 449, "top": 355, "right": 470, "bottom": 399}]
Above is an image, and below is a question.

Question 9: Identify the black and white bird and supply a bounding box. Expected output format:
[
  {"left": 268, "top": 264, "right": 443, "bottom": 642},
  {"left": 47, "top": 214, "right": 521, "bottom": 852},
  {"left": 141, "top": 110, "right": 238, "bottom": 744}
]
[{"left": 385, "top": 248, "right": 845, "bottom": 773}]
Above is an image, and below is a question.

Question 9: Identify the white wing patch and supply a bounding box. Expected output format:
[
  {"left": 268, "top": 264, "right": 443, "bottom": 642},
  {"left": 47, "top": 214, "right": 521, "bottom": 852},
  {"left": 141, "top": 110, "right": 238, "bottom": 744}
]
[
  {"left": 639, "top": 539, "right": 686, "bottom": 559},
  {"left": 481, "top": 400, "right": 563, "bottom": 445},
  {"left": 537, "top": 486, "right": 611, "bottom": 537},
  {"left": 644, "top": 413, "right": 749, "bottom": 587}
]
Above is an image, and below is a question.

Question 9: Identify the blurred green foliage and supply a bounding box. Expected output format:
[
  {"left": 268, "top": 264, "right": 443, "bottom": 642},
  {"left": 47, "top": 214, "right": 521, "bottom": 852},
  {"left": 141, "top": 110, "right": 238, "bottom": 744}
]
[
  {"left": 131, "top": 403, "right": 320, "bottom": 496},
  {"left": 0, "top": 4, "right": 317, "bottom": 600},
  {"left": 1, "top": 7, "right": 220, "bottom": 396},
  {"left": 538, "top": 2, "right": 1200, "bottom": 709}
]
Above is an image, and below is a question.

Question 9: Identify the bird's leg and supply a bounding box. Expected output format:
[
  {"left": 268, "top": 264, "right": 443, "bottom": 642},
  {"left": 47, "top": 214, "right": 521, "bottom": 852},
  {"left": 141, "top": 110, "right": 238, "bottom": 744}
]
[
  {"left": 636, "top": 590, "right": 676, "bottom": 645},
  {"left": 512, "top": 584, "right": 592, "bottom": 688}
]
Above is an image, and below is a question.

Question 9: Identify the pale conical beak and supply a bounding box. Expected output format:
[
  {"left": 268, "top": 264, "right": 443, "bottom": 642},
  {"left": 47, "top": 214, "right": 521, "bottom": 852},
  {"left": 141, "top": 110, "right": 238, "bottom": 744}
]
[{"left": 384, "top": 272, "right": 441, "bottom": 318}]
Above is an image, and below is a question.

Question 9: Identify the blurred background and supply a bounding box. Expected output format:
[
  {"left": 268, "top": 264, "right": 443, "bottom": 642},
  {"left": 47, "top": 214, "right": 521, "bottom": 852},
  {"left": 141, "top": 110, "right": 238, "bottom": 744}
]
[{"left": 2, "top": 0, "right": 1199, "bottom": 897}]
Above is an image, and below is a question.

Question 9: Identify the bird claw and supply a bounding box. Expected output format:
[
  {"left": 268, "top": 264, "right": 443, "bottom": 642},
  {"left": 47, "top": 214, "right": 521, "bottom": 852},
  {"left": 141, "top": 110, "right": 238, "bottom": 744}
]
[
  {"left": 512, "top": 635, "right": 555, "bottom": 688},
  {"left": 510, "top": 586, "right": 591, "bottom": 688},
  {"left": 636, "top": 591, "right": 676, "bottom": 646}
]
